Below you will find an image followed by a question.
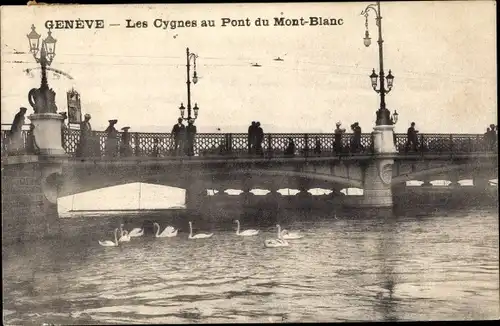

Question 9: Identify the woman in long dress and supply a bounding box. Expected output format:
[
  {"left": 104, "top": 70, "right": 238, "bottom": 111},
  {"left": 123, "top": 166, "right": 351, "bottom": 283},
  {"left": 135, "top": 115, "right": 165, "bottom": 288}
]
[
  {"left": 120, "top": 126, "right": 133, "bottom": 157},
  {"left": 104, "top": 119, "right": 119, "bottom": 157},
  {"left": 76, "top": 113, "right": 92, "bottom": 157}
]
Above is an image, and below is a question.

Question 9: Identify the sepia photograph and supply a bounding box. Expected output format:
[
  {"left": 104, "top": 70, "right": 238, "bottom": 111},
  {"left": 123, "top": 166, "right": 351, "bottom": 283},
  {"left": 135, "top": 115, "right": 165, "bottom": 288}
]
[{"left": 1, "top": 1, "right": 498, "bottom": 324}]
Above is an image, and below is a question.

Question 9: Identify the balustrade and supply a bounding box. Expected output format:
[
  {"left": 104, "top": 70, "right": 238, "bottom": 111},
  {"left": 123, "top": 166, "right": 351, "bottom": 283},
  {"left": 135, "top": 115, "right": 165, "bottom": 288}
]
[{"left": 0, "top": 124, "right": 496, "bottom": 158}]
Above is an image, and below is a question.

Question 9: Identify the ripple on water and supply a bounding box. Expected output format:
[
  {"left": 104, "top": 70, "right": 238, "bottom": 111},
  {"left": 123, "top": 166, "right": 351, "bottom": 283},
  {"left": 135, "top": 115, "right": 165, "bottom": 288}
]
[{"left": 3, "top": 208, "right": 499, "bottom": 323}]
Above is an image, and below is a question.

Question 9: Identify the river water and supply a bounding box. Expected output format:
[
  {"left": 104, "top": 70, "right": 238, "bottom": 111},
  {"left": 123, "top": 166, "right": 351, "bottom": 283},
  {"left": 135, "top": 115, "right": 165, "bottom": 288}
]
[{"left": 3, "top": 205, "right": 499, "bottom": 324}]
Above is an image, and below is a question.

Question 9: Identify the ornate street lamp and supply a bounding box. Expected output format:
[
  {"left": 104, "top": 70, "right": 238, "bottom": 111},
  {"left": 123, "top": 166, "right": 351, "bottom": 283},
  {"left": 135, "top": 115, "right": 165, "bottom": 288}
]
[
  {"left": 26, "top": 24, "right": 65, "bottom": 156},
  {"left": 361, "top": 1, "right": 397, "bottom": 126},
  {"left": 27, "top": 24, "right": 57, "bottom": 92},
  {"left": 179, "top": 47, "right": 200, "bottom": 122},
  {"left": 391, "top": 110, "right": 398, "bottom": 124}
]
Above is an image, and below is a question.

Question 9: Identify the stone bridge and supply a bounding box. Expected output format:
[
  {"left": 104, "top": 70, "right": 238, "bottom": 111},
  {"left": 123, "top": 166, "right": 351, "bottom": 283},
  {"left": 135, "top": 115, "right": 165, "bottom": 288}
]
[
  {"left": 57, "top": 152, "right": 497, "bottom": 198},
  {"left": 1, "top": 124, "right": 498, "bottom": 244}
]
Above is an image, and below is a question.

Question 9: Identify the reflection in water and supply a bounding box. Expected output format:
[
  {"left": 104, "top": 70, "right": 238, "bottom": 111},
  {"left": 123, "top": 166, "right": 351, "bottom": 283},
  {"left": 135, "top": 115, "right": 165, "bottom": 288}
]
[{"left": 2, "top": 206, "right": 499, "bottom": 323}]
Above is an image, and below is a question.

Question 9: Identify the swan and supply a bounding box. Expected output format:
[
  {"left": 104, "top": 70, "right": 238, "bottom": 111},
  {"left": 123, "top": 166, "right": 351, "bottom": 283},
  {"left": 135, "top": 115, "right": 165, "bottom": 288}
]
[
  {"left": 188, "top": 221, "right": 213, "bottom": 239},
  {"left": 118, "top": 230, "right": 131, "bottom": 242},
  {"left": 153, "top": 222, "right": 178, "bottom": 238},
  {"left": 99, "top": 228, "right": 119, "bottom": 247},
  {"left": 235, "top": 220, "right": 259, "bottom": 236},
  {"left": 119, "top": 224, "right": 143, "bottom": 238},
  {"left": 118, "top": 224, "right": 131, "bottom": 242},
  {"left": 264, "top": 224, "right": 289, "bottom": 248},
  {"left": 264, "top": 238, "right": 289, "bottom": 248},
  {"left": 128, "top": 227, "right": 144, "bottom": 237},
  {"left": 280, "top": 229, "right": 304, "bottom": 240}
]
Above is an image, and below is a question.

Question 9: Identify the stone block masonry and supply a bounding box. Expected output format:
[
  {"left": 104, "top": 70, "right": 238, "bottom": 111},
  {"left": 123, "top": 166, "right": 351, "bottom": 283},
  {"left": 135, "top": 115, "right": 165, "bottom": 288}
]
[{"left": 2, "top": 158, "right": 60, "bottom": 244}]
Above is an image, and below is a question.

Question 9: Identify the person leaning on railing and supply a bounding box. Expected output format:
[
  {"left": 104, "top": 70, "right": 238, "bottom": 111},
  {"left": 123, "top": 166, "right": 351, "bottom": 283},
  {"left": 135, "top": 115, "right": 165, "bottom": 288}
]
[
  {"left": 8, "top": 107, "right": 27, "bottom": 155},
  {"left": 26, "top": 124, "right": 39, "bottom": 155}
]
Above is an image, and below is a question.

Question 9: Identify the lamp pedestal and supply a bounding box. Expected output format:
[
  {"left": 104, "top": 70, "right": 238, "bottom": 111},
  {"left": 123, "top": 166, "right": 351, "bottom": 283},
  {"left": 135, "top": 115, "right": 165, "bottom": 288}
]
[
  {"left": 372, "top": 125, "right": 396, "bottom": 154},
  {"left": 28, "top": 113, "right": 65, "bottom": 156}
]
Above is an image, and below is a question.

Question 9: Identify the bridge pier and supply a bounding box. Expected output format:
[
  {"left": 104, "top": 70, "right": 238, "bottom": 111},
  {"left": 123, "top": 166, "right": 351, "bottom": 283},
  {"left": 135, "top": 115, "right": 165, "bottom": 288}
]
[
  {"left": 357, "top": 158, "right": 395, "bottom": 207},
  {"left": 355, "top": 124, "right": 397, "bottom": 208},
  {"left": 2, "top": 155, "right": 66, "bottom": 244},
  {"left": 184, "top": 177, "right": 208, "bottom": 211}
]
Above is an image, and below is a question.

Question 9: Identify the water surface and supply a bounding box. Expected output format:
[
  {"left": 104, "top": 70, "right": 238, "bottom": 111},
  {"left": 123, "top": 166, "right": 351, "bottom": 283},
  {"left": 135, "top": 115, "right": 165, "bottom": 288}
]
[{"left": 3, "top": 206, "right": 499, "bottom": 324}]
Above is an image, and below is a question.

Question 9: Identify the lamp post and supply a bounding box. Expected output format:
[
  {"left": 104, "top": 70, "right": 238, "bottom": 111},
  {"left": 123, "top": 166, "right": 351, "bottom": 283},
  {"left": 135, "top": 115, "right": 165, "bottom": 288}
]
[
  {"left": 179, "top": 47, "right": 200, "bottom": 122},
  {"left": 27, "top": 25, "right": 57, "bottom": 95},
  {"left": 361, "top": 1, "right": 398, "bottom": 126},
  {"left": 26, "top": 24, "right": 65, "bottom": 155}
]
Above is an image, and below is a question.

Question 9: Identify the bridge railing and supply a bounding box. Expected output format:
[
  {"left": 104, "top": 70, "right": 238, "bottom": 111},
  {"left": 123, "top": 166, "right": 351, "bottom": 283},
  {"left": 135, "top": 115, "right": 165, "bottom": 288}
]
[{"left": 1, "top": 126, "right": 497, "bottom": 158}]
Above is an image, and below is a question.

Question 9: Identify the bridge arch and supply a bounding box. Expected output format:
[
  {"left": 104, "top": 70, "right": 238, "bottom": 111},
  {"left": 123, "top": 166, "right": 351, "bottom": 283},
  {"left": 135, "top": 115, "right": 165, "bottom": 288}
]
[
  {"left": 142, "top": 168, "right": 363, "bottom": 190},
  {"left": 392, "top": 161, "right": 498, "bottom": 185}
]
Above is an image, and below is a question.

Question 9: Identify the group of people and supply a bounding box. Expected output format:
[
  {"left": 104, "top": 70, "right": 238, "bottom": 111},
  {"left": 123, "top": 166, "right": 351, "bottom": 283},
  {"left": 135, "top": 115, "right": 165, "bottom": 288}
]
[
  {"left": 171, "top": 118, "right": 197, "bottom": 156},
  {"left": 75, "top": 114, "right": 133, "bottom": 157},
  {"left": 5, "top": 107, "right": 498, "bottom": 158},
  {"left": 484, "top": 124, "right": 497, "bottom": 151},
  {"left": 247, "top": 121, "right": 265, "bottom": 155}
]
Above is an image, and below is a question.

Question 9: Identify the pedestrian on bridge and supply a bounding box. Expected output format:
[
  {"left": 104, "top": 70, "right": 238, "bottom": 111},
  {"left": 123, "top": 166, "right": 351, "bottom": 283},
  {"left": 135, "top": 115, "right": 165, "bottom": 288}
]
[
  {"left": 8, "top": 107, "right": 27, "bottom": 154},
  {"left": 104, "top": 119, "right": 119, "bottom": 157},
  {"left": 248, "top": 121, "right": 257, "bottom": 154},
  {"left": 120, "top": 126, "right": 133, "bottom": 157},
  {"left": 334, "top": 122, "right": 346, "bottom": 154},
  {"left": 407, "top": 122, "right": 419, "bottom": 152},
  {"left": 26, "top": 124, "right": 39, "bottom": 155},
  {"left": 76, "top": 113, "right": 92, "bottom": 157},
  {"left": 185, "top": 119, "right": 197, "bottom": 156},
  {"left": 171, "top": 118, "right": 185, "bottom": 156},
  {"left": 284, "top": 138, "right": 296, "bottom": 157},
  {"left": 314, "top": 137, "right": 322, "bottom": 155},
  {"left": 350, "top": 122, "right": 362, "bottom": 153},
  {"left": 59, "top": 112, "right": 68, "bottom": 152},
  {"left": 255, "top": 122, "right": 264, "bottom": 156},
  {"left": 482, "top": 124, "right": 497, "bottom": 152}
]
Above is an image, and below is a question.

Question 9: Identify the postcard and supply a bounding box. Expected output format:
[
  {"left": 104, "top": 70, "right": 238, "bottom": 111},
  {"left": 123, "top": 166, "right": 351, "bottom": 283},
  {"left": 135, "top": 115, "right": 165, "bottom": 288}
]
[{"left": 1, "top": 1, "right": 498, "bottom": 324}]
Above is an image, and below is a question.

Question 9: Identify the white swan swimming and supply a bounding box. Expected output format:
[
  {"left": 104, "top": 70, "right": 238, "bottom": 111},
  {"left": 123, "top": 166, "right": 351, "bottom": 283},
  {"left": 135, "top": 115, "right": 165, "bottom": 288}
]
[
  {"left": 119, "top": 224, "right": 143, "bottom": 238},
  {"left": 264, "top": 224, "right": 289, "bottom": 248},
  {"left": 118, "top": 230, "right": 131, "bottom": 242},
  {"left": 117, "top": 224, "right": 131, "bottom": 242},
  {"left": 188, "top": 221, "right": 213, "bottom": 239},
  {"left": 280, "top": 228, "right": 304, "bottom": 240},
  {"left": 98, "top": 228, "right": 119, "bottom": 247},
  {"left": 128, "top": 227, "right": 144, "bottom": 237},
  {"left": 235, "top": 220, "right": 259, "bottom": 236},
  {"left": 153, "top": 222, "right": 178, "bottom": 238}
]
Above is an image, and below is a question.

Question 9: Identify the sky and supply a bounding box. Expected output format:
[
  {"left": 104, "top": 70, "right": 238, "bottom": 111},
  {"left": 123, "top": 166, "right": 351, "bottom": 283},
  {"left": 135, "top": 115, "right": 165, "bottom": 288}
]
[{"left": 1, "top": 1, "right": 497, "bottom": 134}]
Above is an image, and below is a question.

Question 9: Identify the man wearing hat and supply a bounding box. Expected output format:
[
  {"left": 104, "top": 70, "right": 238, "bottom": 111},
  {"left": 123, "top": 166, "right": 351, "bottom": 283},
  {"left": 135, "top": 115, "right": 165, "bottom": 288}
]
[
  {"left": 120, "top": 126, "right": 132, "bottom": 157},
  {"left": 334, "top": 121, "right": 346, "bottom": 154},
  {"left": 105, "top": 119, "right": 119, "bottom": 157},
  {"left": 407, "top": 122, "right": 419, "bottom": 152},
  {"left": 8, "top": 107, "right": 27, "bottom": 154},
  {"left": 171, "top": 117, "right": 185, "bottom": 156},
  {"left": 77, "top": 113, "right": 92, "bottom": 157}
]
